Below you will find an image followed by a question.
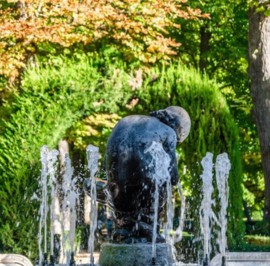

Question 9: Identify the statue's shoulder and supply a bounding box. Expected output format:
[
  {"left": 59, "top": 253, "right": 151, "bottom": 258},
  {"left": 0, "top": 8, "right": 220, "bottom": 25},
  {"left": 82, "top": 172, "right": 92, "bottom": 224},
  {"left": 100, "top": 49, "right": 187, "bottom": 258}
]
[
  {"left": 114, "top": 115, "right": 153, "bottom": 127},
  {"left": 120, "top": 115, "right": 152, "bottom": 122},
  {"left": 119, "top": 114, "right": 175, "bottom": 130}
]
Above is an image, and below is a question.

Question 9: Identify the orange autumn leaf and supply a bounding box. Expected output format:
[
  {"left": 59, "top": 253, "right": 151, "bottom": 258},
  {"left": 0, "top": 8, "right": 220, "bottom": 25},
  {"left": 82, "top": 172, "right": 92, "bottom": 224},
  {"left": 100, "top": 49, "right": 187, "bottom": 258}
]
[{"left": 0, "top": 0, "right": 209, "bottom": 85}]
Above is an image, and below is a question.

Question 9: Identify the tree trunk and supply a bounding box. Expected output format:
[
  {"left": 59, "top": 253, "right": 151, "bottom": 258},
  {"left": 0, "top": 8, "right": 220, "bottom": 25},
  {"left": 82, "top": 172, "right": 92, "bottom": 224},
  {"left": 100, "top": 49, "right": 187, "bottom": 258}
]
[
  {"left": 243, "top": 200, "right": 252, "bottom": 223},
  {"left": 199, "top": 26, "right": 212, "bottom": 71},
  {"left": 248, "top": 2, "right": 270, "bottom": 233}
]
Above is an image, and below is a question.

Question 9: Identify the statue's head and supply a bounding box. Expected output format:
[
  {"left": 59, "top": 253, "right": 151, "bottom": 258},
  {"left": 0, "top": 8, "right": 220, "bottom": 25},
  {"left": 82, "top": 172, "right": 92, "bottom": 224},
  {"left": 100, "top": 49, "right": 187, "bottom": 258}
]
[{"left": 150, "top": 106, "right": 191, "bottom": 143}]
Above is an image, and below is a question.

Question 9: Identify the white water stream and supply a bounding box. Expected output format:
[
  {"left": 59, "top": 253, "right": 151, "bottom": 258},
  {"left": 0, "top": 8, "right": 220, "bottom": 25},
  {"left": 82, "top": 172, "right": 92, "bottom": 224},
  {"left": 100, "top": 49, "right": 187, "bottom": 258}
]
[
  {"left": 144, "top": 141, "right": 172, "bottom": 264},
  {"left": 38, "top": 146, "right": 49, "bottom": 266},
  {"left": 37, "top": 142, "right": 231, "bottom": 266},
  {"left": 86, "top": 144, "right": 99, "bottom": 266},
  {"left": 199, "top": 152, "right": 214, "bottom": 263},
  {"left": 61, "top": 153, "right": 79, "bottom": 265},
  {"left": 199, "top": 152, "right": 231, "bottom": 265},
  {"left": 48, "top": 149, "right": 60, "bottom": 255},
  {"left": 215, "top": 153, "right": 231, "bottom": 259},
  {"left": 38, "top": 146, "right": 59, "bottom": 266},
  {"left": 174, "top": 181, "right": 186, "bottom": 244}
]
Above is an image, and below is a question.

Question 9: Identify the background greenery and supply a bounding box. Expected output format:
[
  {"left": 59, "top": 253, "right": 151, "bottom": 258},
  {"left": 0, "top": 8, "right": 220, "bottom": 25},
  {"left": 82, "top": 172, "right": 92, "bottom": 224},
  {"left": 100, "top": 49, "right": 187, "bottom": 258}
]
[{"left": 0, "top": 0, "right": 268, "bottom": 262}]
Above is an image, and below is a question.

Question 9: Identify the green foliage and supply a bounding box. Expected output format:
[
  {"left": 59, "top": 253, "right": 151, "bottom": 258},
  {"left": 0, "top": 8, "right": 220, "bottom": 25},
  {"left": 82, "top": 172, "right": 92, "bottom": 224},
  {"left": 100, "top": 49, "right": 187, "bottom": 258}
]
[
  {"left": 233, "top": 233, "right": 270, "bottom": 252},
  {"left": 66, "top": 113, "right": 122, "bottom": 161},
  {"left": 0, "top": 51, "right": 133, "bottom": 259},
  {"left": 174, "top": 0, "right": 249, "bottom": 95},
  {"left": 0, "top": 53, "right": 244, "bottom": 259},
  {"left": 233, "top": 234, "right": 270, "bottom": 251},
  {"left": 172, "top": 0, "right": 265, "bottom": 220},
  {"left": 131, "top": 63, "right": 244, "bottom": 249},
  {"left": 244, "top": 235, "right": 270, "bottom": 246},
  {"left": 246, "top": 220, "right": 269, "bottom": 236},
  {"left": 264, "top": 9, "right": 270, "bottom": 16}
]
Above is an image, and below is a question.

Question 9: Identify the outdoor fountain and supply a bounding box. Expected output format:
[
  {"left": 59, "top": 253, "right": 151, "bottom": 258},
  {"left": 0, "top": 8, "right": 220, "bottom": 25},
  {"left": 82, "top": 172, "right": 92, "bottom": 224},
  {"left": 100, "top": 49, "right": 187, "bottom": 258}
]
[
  {"left": 83, "top": 106, "right": 191, "bottom": 266},
  {"left": 200, "top": 152, "right": 214, "bottom": 266},
  {"left": 36, "top": 106, "right": 233, "bottom": 266},
  {"left": 199, "top": 152, "right": 231, "bottom": 266},
  {"left": 60, "top": 153, "right": 79, "bottom": 266},
  {"left": 38, "top": 146, "right": 59, "bottom": 266},
  {"left": 85, "top": 145, "right": 99, "bottom": 266}
]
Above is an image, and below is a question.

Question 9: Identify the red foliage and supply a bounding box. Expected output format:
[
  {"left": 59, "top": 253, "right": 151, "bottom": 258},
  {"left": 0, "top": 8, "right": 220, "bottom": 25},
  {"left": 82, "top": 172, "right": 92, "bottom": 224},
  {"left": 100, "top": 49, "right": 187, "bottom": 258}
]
[{"left": 0, "top": 0, "right": 210, "bottom": 83}]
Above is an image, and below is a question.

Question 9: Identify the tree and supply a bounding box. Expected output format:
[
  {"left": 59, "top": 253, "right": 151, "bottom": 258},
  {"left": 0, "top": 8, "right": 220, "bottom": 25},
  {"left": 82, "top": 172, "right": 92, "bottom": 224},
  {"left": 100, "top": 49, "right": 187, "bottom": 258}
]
[
  {"left": 172, "top": 0, "right": 248, "bottom": 93},
  {"left": 0, "top": 0, "right": 209, "bottom": 94},
  {"left": 172, "top": 0, "right": 268, "bottom": 221},
  {"left": 248, "top": 1, "right": 270, "bottom": 231}
]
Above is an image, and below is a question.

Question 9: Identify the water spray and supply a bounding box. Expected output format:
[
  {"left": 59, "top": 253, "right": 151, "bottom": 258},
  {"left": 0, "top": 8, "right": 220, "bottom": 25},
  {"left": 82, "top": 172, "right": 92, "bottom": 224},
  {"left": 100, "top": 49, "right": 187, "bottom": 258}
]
[
  {"left": 86, "top": 145, "right": 99, "bottom": 266},
  {"left": 199, "top": 152, "right": 214, "bottom": 266},
  {"left": 39, "top": 146, "right": 49, "bottom": 266},
  {"left": 144, "top": 141, "right": 171, "bottom": 266},
  {"left": 215, "top": 153, "right": 230, "bottom": 266},
  {"left": 48, "top": 149, "right": 59, "bottom": 266}
]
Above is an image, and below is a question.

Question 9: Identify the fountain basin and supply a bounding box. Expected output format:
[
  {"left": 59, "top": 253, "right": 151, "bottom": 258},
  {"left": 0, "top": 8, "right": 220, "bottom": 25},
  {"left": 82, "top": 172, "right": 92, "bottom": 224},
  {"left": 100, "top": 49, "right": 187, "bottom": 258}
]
[
  {"left": 0, "top": 254, "right": 33, "bottom": 266},
  {"left": 99, "top": 243, "right": 174, "bottom": 266},
  {"left": 211, "top": 252, "right": 270, "bottom": 266}
]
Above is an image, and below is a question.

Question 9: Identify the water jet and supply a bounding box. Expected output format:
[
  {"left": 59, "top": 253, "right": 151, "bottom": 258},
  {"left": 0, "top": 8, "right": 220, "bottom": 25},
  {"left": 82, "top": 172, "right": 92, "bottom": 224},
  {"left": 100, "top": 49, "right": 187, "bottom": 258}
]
[{"left": 36, "top": 106, "right": 234, "bottom": 266}]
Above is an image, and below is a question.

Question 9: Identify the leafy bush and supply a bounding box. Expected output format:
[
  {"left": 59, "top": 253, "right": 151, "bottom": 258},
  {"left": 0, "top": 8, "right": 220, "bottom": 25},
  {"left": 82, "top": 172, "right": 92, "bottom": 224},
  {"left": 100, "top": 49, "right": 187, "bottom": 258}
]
[
  {"left": 0, "top": 52, "right": 133, "bottom": 259},
  {"left": 233, "top": 234, "right": 270, "bottom": 252},
  {"left": 245, "top": 220, "right": 269, "bottom": 236},
  {"left": 244, "top": 235, "right": 270, "bottom": 246}
]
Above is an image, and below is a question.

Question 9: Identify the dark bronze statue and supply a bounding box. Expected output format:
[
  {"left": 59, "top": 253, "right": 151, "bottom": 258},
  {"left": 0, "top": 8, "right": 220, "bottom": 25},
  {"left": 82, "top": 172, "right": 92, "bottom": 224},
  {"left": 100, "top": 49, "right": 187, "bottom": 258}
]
[{"left": 84, "top": 106, "right": 191, "bottom": 243}]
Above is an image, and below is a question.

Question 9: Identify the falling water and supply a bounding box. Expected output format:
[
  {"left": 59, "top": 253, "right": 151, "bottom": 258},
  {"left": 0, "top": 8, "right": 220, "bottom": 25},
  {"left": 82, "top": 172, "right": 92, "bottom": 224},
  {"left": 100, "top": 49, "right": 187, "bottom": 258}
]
[
  {"left": 215, "top": 153, "right": 231, "bottom": 259},
  {"left": 199, "top": 152, "right": 214, "bottom": 264},
  {"left": 152, "top": 180, "right": 159, "bottom": 265},
  {"left": 165, "top": 180, "right": 174, "bottom": 244},
  {"left": 172, "top": 154, "right": 186, "bottom": 262},
  {"left": 86, "top": 144, "right": 99, "bottom": 266},
  {"left": 47, "top": 149, "right": 59, "bottom": 257},
  {"left": 38, "top": 145, "right": 49, "bottom": 266},
  {"left": 38, "top": 146, "right": 59, "bottom": 265},
  {"left": 62, "top": 153, "right": 79, "bottom": 263},
  {"left": 144, "top": 141, "right": 171, "bottom": 264},
  {"left": 36, "top": 140, "right": 231, "bottom": 266},
  {"left": 61, "top": 153, "right": 74, "bottom": 264},
  {"left": 174, "top": 181, "right": 186, "bottom": 244},
  {"left": 69, "top": 175, "right": 79, "bottom": 255}
]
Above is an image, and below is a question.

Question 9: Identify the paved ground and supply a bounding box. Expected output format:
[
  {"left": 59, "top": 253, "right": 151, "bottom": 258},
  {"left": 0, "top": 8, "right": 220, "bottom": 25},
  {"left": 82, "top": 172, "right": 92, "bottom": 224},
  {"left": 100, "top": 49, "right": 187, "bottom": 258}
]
[{"left": 75, "top": 252, "right": 100, "bottom": 265}]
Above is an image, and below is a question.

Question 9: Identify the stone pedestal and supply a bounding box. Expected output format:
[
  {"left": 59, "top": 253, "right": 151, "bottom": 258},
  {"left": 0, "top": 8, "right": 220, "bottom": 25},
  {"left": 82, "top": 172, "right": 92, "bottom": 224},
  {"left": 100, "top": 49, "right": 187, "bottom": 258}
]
[{"left": 99, "top": 243, "right": 175, "bottom": 266}]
